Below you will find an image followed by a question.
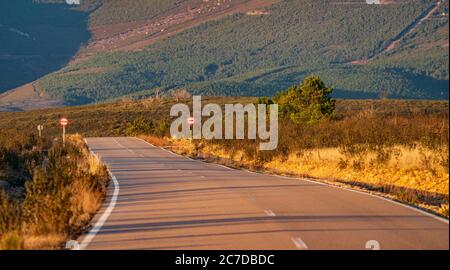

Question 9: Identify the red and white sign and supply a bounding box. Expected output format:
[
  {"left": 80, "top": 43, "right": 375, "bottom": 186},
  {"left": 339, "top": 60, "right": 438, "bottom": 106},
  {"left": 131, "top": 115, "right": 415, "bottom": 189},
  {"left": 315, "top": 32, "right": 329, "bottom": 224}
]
[
  {"left": 187, "top": 117, "right": 195, "bottom": 125},
  {"left": 60, "top": 118, "right": 69, "bottom": 126}
]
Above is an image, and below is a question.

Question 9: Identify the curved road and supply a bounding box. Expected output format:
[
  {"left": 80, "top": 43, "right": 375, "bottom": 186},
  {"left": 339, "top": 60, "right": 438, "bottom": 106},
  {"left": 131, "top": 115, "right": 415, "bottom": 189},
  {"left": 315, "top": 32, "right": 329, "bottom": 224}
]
[{"left": 78, "top": 137, "right": 449, "bottom": 250}]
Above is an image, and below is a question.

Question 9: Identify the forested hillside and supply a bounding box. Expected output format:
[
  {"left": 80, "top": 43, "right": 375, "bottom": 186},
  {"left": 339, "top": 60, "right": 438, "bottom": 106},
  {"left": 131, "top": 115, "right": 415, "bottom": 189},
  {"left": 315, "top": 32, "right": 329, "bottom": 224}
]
[
  {"left": 1, "top": 0, "right": 448, "bottom": 109},
  {"left": 38, "top": 0, "right": 448, "bottom": 105}
]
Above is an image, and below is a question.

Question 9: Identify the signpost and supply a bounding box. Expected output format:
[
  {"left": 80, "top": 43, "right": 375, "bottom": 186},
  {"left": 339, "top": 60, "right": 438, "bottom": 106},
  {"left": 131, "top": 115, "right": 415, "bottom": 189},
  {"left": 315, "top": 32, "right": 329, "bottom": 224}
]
[
  {"left": 187, "top": 117, "right": 195, "bottom": 141},
  {"left": 188, "top": 117, "right": 195, "bottom": 126},
  {"left": 37, "top": 125, "right": 44, "bottom": 138},
  {"left": 60, "top": 118, "right": 69, "bottom": 146}
]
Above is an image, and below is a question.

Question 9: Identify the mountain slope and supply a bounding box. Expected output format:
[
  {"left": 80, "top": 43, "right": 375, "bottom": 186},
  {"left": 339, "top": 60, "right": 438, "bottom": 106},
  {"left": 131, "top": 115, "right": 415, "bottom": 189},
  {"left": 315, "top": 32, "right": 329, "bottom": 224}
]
[
  {"left": 0, "top": 0, "right": 90, "bottom": 94},
  {"left": 1, "top": 0, "right": 448, "bottom": 110}
]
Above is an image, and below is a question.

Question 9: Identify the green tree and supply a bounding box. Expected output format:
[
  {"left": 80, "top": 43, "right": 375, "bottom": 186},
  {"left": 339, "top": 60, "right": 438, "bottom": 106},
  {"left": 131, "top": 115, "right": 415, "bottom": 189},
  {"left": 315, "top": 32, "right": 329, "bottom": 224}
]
[
  {"left": 274, "top": 75, "right": 335, "bottom": 124},
  {"left": 154, "top": 120, "right": 170, "bottom": 137}
]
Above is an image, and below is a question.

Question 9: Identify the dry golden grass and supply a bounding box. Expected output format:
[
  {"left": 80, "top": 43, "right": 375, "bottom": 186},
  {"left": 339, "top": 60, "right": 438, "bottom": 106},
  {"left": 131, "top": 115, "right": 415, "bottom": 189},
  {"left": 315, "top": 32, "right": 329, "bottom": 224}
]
[
  {"left": 87, "top": 155, "right": 103, "bottom": 176},
  {"left": 69, "top": 180, "right": 103, "bottom": 226},
  {"left": 0, "top": 134, "right": 109, "bottom": 250},
  {"left": 23, "top": 233, "right": 66, "bottom": 250},
  {"left": 139, "top": 135, "right": 170, "bottom": 147},
  {"left": 0, "top": 231, "right": 24, "bottom": 250},
  {"left": 65, "top": 134, "right": 108, "bottom": 231},
  {"left": 264, "top": 147, "right": 448, "bottom": 189}
]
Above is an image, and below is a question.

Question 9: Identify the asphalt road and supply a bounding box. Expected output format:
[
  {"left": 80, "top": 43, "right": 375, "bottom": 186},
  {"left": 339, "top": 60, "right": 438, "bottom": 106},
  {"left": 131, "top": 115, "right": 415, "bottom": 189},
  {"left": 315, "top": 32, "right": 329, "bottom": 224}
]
[{"left": 78, "top": 137, "right": 449, "bottom": 250}]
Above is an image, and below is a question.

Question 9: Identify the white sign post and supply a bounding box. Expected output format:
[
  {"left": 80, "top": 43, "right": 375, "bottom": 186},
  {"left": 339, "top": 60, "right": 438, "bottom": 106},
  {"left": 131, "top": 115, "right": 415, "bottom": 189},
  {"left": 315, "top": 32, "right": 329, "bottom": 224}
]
[
  {"left": 187, "top": 117, "right": 195, "bottom": 126},
  {"left": 60, "top": 118, "right": 69, "bottom": 146},
  {"left": 188, "top": 117, "right": 195, "bottom": 142},
  {"left": 37, "top": 124, "right": 44, "bottom": 138}
]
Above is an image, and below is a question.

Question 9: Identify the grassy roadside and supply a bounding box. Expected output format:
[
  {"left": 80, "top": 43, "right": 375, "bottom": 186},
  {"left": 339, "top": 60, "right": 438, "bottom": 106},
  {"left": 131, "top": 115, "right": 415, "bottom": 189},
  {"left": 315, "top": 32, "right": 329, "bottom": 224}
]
[{"left": 0, "top": 134, "right": 109, "bottom": 250}]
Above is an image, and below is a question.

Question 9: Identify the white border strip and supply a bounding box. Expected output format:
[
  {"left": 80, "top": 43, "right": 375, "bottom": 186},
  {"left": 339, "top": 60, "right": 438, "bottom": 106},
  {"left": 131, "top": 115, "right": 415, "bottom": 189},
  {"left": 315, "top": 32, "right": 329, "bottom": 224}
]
[
  {"left": 265, "top": 210, "right": 276, "bottom": 217},
  {"left": 292, "top": 237, "right": 308, "bottom": 250},
  {"left": 134, "top": 137, "right": 449, "bottom": 225},
  {"left": 78, "top": 139, "right": 120, "bottom": 250},
  {"left": 273, "top": 174, "right": 449, "bottom": 225},
  {"left": 134, "top": 137, "right": 194, "bottom": 161},
  {"left": 302, "top": 177, "right": 449, "bottom": 225}
]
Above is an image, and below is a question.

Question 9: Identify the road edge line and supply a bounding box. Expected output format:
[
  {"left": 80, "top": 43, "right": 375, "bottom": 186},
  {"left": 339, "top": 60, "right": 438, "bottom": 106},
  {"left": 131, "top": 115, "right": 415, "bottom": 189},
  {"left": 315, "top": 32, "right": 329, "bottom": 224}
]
[
  {"left": 302, "top": 177, "right": 449, "bottom": 225},
  {"left": 292, "top": 237, "right": 308, "bottom": 250},
  {"left": 78, "top": 138, "right": 120, "bottom": 250}
]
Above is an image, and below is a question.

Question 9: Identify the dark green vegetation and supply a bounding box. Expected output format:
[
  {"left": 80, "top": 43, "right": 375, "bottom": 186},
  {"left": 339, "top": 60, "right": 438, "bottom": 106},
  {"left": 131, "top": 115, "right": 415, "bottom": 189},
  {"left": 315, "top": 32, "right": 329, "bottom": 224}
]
[
  {"left": 274, "top": 76, "right": 336, "bottom": 124},
  {"left": 37, "top": 0, "right": 449, "bottom": 105},
  {"left": 0, "top": 0, "right": 90, "bottom": 93},
  {"left": 0, "top": 131, "right": 109, "bottom": 249},
  {"left": 369, "top": 1, "right": 449, "bottom": 93}
]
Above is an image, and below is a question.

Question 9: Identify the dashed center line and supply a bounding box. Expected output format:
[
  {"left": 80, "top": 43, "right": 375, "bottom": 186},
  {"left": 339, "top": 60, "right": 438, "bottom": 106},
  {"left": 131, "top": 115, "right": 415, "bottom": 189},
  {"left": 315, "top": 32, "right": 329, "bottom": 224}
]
[
  {"left": 264, "top": 210, "right": 276, "bottom": 217},
  {"left": 292, "top": 237, "right": 308, "bottom": 250},
  {"left": 113, "top": 138, "right": 145, "bottom": 157}
]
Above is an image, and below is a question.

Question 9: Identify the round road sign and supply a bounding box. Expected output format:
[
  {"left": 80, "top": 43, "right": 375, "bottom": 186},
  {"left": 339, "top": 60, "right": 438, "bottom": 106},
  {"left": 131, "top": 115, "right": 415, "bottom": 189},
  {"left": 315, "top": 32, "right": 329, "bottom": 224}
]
[{"left": 60, "top": 118, "right": 69, "bottom": 126}]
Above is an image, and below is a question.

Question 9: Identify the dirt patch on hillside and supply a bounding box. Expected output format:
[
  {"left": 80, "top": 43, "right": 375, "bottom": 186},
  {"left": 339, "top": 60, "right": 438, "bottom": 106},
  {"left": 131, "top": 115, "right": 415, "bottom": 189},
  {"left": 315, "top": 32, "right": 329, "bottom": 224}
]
[
  {"left": 72, "top": 0, "right": 279, "bottom": 64},
  {"left": 59, "top": 67, "right": 115, "bottom": 76},
  {"left": 0, "top": 82, "right": 63, "bottom": 112}
]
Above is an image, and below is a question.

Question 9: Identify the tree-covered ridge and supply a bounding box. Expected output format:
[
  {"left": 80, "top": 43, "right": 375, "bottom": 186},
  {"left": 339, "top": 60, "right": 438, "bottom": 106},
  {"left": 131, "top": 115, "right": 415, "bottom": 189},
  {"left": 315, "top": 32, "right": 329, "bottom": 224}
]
[
  {"left": 369, "top": 0, "right": 449, "bottom": 81},
  {"left": 38, "top": 0, "right": 448, "bottom": 104}
]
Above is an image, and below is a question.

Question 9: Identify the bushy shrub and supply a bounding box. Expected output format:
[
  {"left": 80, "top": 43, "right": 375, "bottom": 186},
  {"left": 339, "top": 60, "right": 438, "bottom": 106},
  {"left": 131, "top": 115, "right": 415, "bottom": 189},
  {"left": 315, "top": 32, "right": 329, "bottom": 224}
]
[
  {"left": 0, "top": 190, "right": 22, "bottom": 235},
  {"left": 125, "top": 117, "right": 154, "bottom": 136},
  {"left": 275, "top": 76, "right": 336, "bottom": 124},
  {"left": 0, "top": 133, "right": 109, "bottom": 249}
]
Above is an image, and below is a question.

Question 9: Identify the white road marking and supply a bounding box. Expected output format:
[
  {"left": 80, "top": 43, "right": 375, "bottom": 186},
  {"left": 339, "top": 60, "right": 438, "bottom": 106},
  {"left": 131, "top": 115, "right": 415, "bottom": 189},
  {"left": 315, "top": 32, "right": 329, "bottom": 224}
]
[
  {"left": 292, "top": 237, "right": 308, "bottom": 250},
  {"left": 113, "top": 137, "right": 145, "bottom": 157},
  {"left": 298, "top": 177, "right": 450, "bottom": 225},
  {"left": 135, "top": 137, "right": 236, "bottom": 171},
  {"left": 161, "top": 147, "right": 180, "bottom": 157},
  {"left": 79, "top": 139, "right": 120, "bottom": 250},
  {"left": 264, "top": 210, "right": 276, "bottom": 217},
  {"left": 133, "top": 137, "right": 156, "bottom": 147},
  {"left": 217, "top": 164, "right": 234, "bottom": 171},
  {"left": 274, "top": 175, "right": 292, "bottom": 180},
  {"left": 113, "top": 138, "right": 130, "bottom": 152}
]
